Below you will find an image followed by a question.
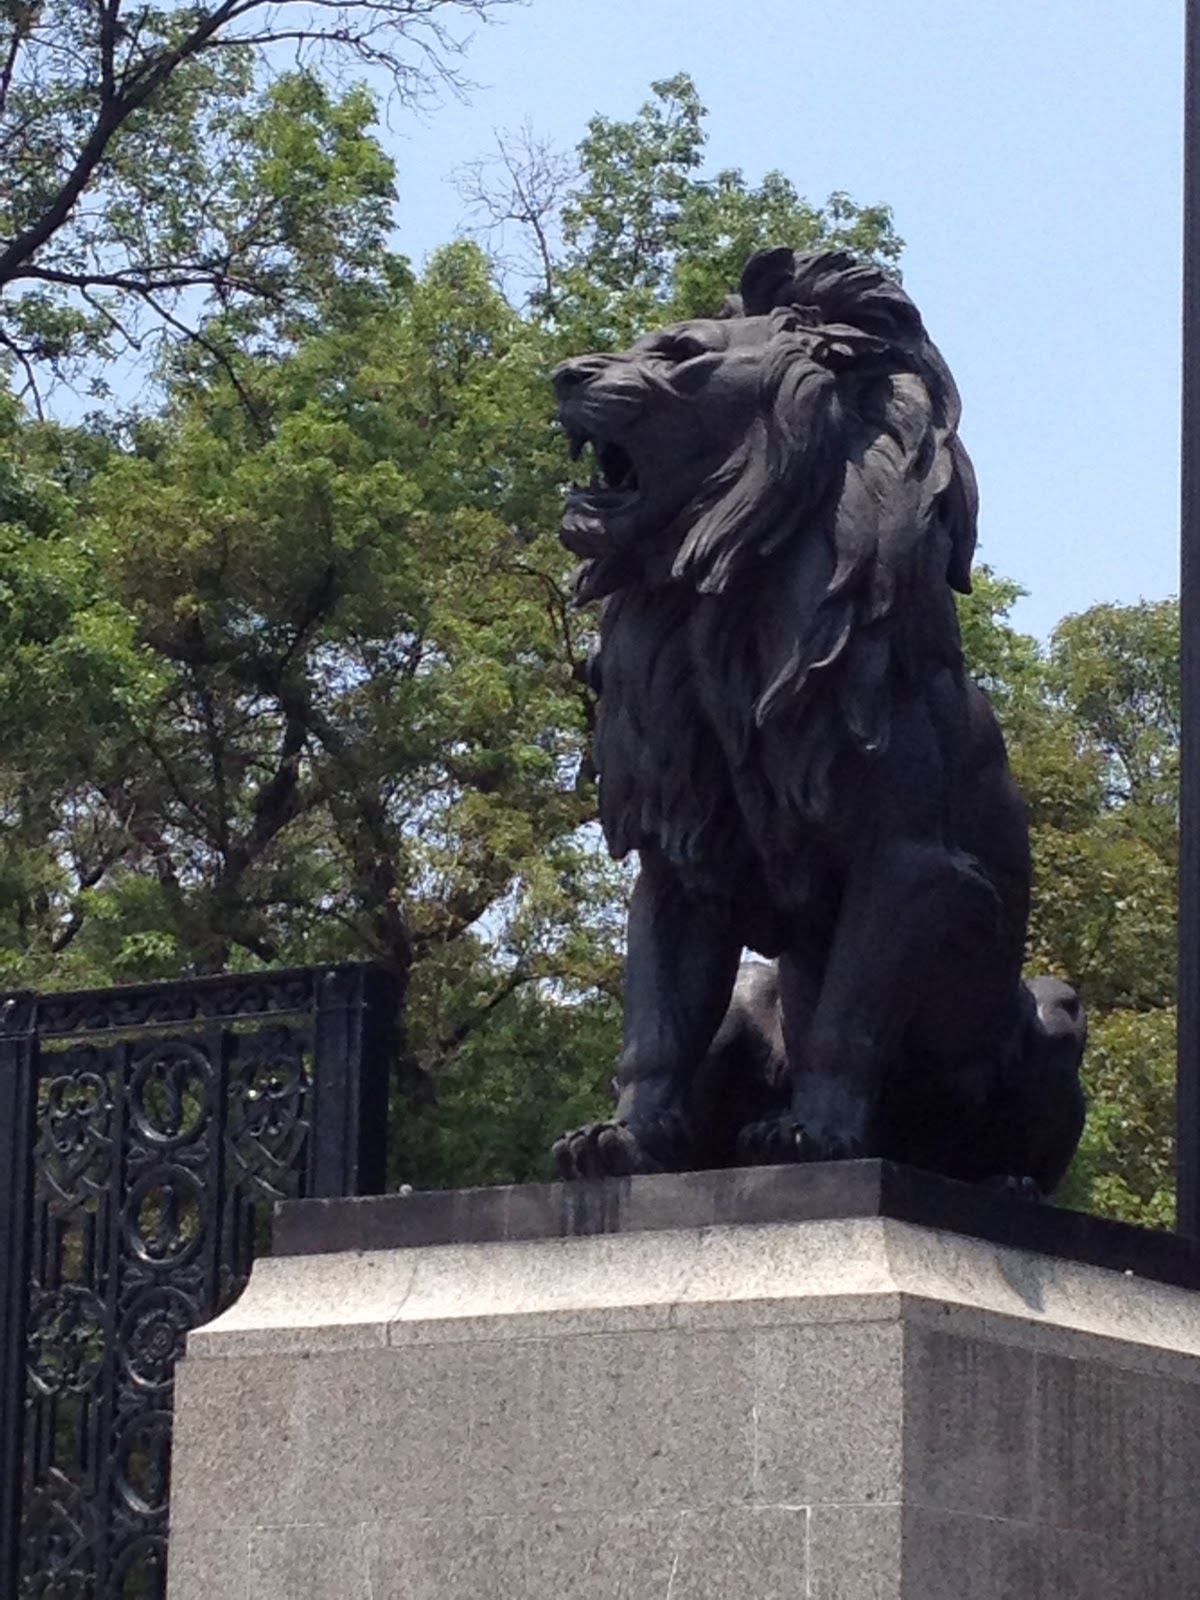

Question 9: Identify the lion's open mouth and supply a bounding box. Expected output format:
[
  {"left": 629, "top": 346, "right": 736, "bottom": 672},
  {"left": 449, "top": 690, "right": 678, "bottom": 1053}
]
[
  {"left": 565, "top": 427, "right": 639, "bottom": 496},
  {"left": 560, "top": 416, "right": 651, "bottom": 556}
]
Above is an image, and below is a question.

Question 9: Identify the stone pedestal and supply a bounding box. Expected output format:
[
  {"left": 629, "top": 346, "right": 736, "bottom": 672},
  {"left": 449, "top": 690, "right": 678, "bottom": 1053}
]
[{"left": 167, "top": 1164, "right": 1200, "bottom": 1600}]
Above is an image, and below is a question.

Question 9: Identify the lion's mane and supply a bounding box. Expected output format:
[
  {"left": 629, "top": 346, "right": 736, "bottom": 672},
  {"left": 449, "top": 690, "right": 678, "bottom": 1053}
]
[{"left": 578, "top": 247, "right": 981, "bottom": 897}]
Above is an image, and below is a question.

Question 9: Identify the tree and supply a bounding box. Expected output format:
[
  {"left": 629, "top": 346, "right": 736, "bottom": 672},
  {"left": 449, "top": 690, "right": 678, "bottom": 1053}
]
[
  {"left": 7, "top": 246, "right": 608, "bottom": 964},
  {"left": 556, "top": 74, "right": 901, "bottom": 340},
  {"left": 0, "top": 239, "right": 630, "bottom": 1188},
  {"left": 0, "top": 0, "right": 509, "bottom": 404},
  {"left": 0, "top": 70, "right": 909, "bottom": 1186},
  {"left": 0, "top": 393, "right": 158, "bottom": 983},
  {"left": 4, "top": 66, "right": 1181, "bottom": 1214},
  {"left": 463, "top": 74, "right": 902, "bottom": 345}
]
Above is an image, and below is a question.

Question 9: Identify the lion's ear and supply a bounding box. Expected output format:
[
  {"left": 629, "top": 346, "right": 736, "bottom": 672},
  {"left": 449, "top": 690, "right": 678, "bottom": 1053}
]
[
  {"left": 942, "top": 437, "right": 978, "bottom": 595},
  {"left": 740, "top": 247, "right": 801, "bottom": 315}
]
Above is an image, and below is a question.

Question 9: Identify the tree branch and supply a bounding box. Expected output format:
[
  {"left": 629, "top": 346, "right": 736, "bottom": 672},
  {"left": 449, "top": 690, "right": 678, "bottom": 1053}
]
[
  {"left": 51, "top": 835, "right": 127, "bottom": 953},
  {"left": 141, "top": 722, "right": 222, "bottom": 841},
  {"left": 0, "top": 20, "right": 23, "bottom": 124},
  {"left": 98, "top": 0, "right": 119, "bottom": 101},
  {"left": 0, "top": 0, "right": 515, "bottom": 297},
  {"left": 232, "top": 711, "right": 308, "bottom": 869},
  {"left": 20, "top": 262, "right": 266, "bottom": 297},
  {"left": 434, "top": 963, "right": 532, "bottom": 1056},
  {"left": 133, "top": 284, "right": 270, "bottom": 436},
  {"left": 197, "top": 681, "right": 231, "bottom": 857},
  {"left": 0, "top": 0, "right": 242, "bottom": 288},
  {"left": 0, "top": 326, "right": 44, "bottom": 417}
]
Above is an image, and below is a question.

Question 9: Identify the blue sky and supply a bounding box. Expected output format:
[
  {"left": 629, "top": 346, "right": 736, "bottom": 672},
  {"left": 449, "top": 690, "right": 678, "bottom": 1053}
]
[{"left": 384, "top": 0, "right": 1184, "bottom": 638}]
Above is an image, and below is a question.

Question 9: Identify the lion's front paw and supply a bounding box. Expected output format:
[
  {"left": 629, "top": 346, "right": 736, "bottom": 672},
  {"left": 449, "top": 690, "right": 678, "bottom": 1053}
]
[
  {"left": 552, "top": 1120, "right": 662, "bottom": 1180},
  {"left": 737, "top": 1117, "right": 864, "bottom": 1166},
  {"left": 552, "top": 1109, "right": 693, "bottom": 1179},
  {"left": 737, "top": 1116, "right": 804, "bottom": 1166}
]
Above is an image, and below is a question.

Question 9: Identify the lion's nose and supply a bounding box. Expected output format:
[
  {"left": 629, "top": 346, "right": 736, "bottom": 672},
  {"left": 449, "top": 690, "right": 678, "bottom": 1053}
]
[{"left": 552, "top": 354, "right": 612, "bottom": 393}]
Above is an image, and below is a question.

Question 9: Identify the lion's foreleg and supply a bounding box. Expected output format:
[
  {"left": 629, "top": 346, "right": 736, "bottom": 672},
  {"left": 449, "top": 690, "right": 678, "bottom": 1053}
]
[
  {"left": 615, "top": 849, "right": 743, "bottom": 1143},
  {"left": 787, "top": 840, "right": 999, "bottom": 1160},
  {"left": 553, "top": 847, "right": 741, "bottom": 1178}
]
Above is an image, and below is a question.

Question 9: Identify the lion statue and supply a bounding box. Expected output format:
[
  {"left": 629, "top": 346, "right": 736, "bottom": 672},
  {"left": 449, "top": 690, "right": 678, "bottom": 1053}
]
[{"left": 550, "top": 245, "right": 1086, "bottom": 1191}]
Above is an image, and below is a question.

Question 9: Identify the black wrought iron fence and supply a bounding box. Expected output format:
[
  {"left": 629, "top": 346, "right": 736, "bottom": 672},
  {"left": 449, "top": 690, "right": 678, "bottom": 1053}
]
[{"left": 0, "top": 963, "right": 395, "bottom": 1600}]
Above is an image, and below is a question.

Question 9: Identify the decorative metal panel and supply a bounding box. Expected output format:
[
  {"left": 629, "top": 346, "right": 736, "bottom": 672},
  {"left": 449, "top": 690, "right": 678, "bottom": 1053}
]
[{"left": 0, "top": 965, "right": 393, "bottom": 1600}]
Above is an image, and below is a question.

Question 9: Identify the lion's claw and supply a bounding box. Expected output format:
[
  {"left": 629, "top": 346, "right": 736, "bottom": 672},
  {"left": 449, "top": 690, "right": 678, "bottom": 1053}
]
[
  {"left": 553, "top": 1110, "right": 694, "bottom": 1179},
  {"left": 737, "top": 1116, "right": 863, "bottom": 1166},
  {"left": 552, "top": 1120, "right": 663, "bottom": 1180},
  {"left": 736, "top": 1116, "right": 801, "bottom": 1166}
]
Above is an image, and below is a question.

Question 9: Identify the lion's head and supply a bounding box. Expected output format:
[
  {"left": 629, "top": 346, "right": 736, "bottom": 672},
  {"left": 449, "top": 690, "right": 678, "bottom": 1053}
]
[{"left": 554, "top": 248, "right": 979, "bottom": 757}]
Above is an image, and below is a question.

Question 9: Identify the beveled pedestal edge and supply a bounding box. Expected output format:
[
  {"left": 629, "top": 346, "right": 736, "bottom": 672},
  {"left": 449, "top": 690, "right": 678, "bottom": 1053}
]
[{"left": 275, "top": 1160, "right": 1200, "bottom": 1293}]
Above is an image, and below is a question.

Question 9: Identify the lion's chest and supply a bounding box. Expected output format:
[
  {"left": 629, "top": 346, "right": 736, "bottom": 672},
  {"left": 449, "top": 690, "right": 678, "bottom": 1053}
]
[{"left": 593, "top": 585, "right": 820, "bottom": 902}]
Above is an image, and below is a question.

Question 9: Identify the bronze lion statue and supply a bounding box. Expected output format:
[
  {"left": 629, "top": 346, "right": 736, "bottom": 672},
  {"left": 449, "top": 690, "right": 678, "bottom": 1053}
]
[{"left": 551, "top": 246, "right": 1086, "bottom": 1192}]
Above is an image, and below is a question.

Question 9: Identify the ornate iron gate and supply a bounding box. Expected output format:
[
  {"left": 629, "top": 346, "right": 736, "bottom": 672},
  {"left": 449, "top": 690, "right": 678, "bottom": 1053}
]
[{"left": 0, "top": 963, "right": 394, "bottom": 1600}]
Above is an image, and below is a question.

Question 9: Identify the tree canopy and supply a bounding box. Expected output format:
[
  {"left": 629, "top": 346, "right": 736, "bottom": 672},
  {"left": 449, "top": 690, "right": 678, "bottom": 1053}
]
[
  {"left": 0, "top": 0, "right": 509, "bottom": 404},
  {"left": 0, "top": 69, "right": 1181, "bottom": 1222}
]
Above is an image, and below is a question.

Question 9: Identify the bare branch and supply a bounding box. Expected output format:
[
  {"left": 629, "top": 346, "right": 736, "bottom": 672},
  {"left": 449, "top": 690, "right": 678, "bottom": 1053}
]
[
  {"left": 435, "top": 963, "right": 532, "bottom": 1055},
  {"left": 80, "top": 286, "right": 143, "bottom": 349},
  {"left": 131, "top": 284, "right": 270, "bottom": 436},
  {"left": 455, "top": 122, "right": 574, "bottom": 305},
  {"left": 20, "top": 262, "right": 267, "bottom": 297},
  {"left": 98, "top": 0, "right": 119, "bottom": 100},
  {"left": 0, "top": 326, "right": 44, "bottom": 418},
  {"left": 0, "top": 20, "right": 23, "bottom": 123}
]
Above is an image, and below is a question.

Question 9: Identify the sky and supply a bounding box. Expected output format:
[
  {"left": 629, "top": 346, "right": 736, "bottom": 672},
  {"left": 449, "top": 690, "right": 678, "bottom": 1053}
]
[{"left": 380, "top": 0, "right": 1184, "bottom": 639}]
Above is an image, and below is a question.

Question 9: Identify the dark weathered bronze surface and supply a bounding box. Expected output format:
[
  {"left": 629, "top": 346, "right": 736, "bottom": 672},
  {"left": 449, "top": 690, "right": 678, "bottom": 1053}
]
[{"left": 552, "top": 248, "right": 1086, "bottom": 1189}]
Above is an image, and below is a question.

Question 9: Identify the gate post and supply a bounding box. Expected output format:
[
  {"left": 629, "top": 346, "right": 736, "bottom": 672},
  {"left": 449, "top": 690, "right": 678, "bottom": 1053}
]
[
  {"left": 309, "top": 964, "right": 395, "bottom": 1197},
  {"left": 0, "top": 994, "right": 37, "bottom": 1597}
]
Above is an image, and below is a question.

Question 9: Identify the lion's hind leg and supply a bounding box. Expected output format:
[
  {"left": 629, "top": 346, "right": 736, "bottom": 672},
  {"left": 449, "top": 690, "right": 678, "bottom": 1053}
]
[{"left": 784, "top": 841, "right": 1004, "bottom": 1164}]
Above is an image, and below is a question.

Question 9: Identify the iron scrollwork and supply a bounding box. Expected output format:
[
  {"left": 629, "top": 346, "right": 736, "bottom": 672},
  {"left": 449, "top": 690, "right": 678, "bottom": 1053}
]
[{"left": 1, "top": 964, "right": 393, "bottom": 1600}]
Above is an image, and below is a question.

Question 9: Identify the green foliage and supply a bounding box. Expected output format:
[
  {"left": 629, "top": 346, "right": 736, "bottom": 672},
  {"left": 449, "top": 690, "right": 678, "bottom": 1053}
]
[
  {"left": 0, "top": 402, "right": 158, "bottom": 988},
  {"left": 1057, "top": 1009, "right": 1176, "bottom": 1228},
  {"left": 0, "top": 224, "right": 627, "bottom": 1160},
  {"left": 544, "top": 74, "right": 902, "bottom": 346},
  {"left": 395, "top": 981, "right": 620, "bottom": 1189},
  {"left": 1048, "top": 601, "right": 1179, "bottom": 858},
  {"left": 957, "top": 579, "right": 1179, "bottom": 1223},
  {"left": 0, "top": 0, "right": 504, "bottom": 399},
  {"left": 53, "top": 243, "right": 614, "bottom": 996},
  {"left": 0, "top": 63, "right": 1184, "bottom": 1219}
]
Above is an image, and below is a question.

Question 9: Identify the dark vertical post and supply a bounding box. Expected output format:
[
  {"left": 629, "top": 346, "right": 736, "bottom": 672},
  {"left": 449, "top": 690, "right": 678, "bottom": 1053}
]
[
  {"left": 0, "top": 995, "right": 37, "bottom": 1595},
  {"left": 310, "top": 964, "right": 396, "bottom": 1197},
  {"left": 1181, "top": 0, "right": 1200, "bottom": 1238}
]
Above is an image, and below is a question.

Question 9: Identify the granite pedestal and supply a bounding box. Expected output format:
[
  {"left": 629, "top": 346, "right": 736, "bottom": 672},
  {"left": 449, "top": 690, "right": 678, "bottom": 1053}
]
[{"left": 167, "top": 1164, "right": 1200, "bottom": 1600}]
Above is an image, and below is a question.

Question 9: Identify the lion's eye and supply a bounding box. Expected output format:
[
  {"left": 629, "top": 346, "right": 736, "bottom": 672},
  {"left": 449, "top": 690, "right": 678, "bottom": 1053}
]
[
  {"left": 643, "top": 333, "right": 712, "bottom": 364},
  {"left": 660, "top": 336, "right": 711, "bottom": 362}
]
